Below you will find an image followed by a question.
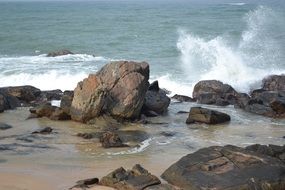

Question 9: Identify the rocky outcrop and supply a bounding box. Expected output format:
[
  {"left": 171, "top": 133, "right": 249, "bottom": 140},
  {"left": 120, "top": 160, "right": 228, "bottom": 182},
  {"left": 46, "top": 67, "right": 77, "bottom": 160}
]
[
  {"left": 0, "top": 85, "right": 41, "bottom": 103},
  {"left": 47, "top": 49, "right": 74, "bottom": 57},
  {"left": 60, "top": 91, "right": 74, "bottom": 114},
  {"left": 100, "top": 164, "right": 161, "bottom": 190},
  {"left": 32, "top": 127, "right": 53, "bottom": 134},
  {"left": 40, "top": 89, "right": 63, "bottom": 101},
  {"left": 238, "top": 75, "right": 285, "bottom": 118},
  {"left": 192, "top": 80, "right": 240, "bottom": 106},
  {"left": 142, "top": 81, "right": 170, "bottom": 116},
  {"left": 70, "top": 61, "right": 149, "bottom": 123},
  {"left": 161, "top": 145, "right": 285, "bottom": 190},
  {"left": 171, "top": 94, "right": 195, "bottom": 102},
  {"left": 186, "top": 107, "right": 230, "bottom": 124},
  {"left": 29, "top": 103, "right": 71, "bottom": 120},
  {"left": 262, "top": 75, "right": 285, "bottom": 91}
]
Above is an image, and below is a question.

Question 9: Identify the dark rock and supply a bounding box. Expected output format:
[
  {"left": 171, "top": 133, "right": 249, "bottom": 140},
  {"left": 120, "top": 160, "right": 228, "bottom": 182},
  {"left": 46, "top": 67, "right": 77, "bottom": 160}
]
[
  {"left": 32, "top": 127, "right": 53, "bottom": 134},
  {"left": 172, "top": 94, "right": 195, "bottom": 102},
  {"left": 234, "top": 93, "right": 250, "bottom": 109},
  {"left": 0, "top": 91, "right": 21, "bottom": 111},
  {"left": 270, "top": 99, "right": 285, "bottom": 115},
  {"left": 186, "top": 107, "right": 230, "bottom": 124},
  {"left": 30, "top": 103, "right": 56, "bottom": 118},
  {"left": 0, "top": 85, "right": 41, "bottom": 103},
  {"left": 193, "top": 80, "right": 240, "bottom": 106},
  {"left": 47, "top": 49, "right": 74, "bottom": 57},
  {"left": 176, "top": 111, "right": 189, "bottom": 114},
  {"left": 144, "top": 184, "right": 179, "bottom": 190},
  {"left": 262, "top": 75, "right": 285, "bottom": 91},
  {"left": 76, "top": 133, "right": 94, "bottom": 139},
  {"left": 143, "top": 88, "right": 170, "bottom": 115},
  {"left": 100, "top": 164, "right": 161, "bottom": 190},
  {"left": 161, "top": 145, "right": 285, "bottom": 190},
  {"left": 245, "top": 144, "right": 285, "bottom": 162},
  {"left": 60, "top": 94, "right": 74, "bottom": 114},
  {"left": 50, "top": 108, "right": 71, "bottom": 120},
  {"left": 148, "top": 81, "right": 159, "bottom": 91},
  {"left": 100, "top": 131, "right": 128, "bottom": 148},
  {"left": 76, "top": 177, "right": 99, "bottom": 186},
  {"left": 159, "top": 131, "right": 176, "bottom": 137},
  {"left": 71, "top": 61, "right": 149, "bottom": 123},
  {"left": 40, "top": 89, "right": 63, "bottom": 101},
  {"left": 0, "top": 123, "right": 12, "bottom": 130},
  {"left": 143, "top": 110, "right": 159, "bottom": 117}
]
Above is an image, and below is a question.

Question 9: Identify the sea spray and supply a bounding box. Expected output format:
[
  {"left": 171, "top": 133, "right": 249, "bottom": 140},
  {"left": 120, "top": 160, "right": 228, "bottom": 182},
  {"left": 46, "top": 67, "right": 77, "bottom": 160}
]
[{"left": 177, "top": 5, "right": 285, "bottom": 94}]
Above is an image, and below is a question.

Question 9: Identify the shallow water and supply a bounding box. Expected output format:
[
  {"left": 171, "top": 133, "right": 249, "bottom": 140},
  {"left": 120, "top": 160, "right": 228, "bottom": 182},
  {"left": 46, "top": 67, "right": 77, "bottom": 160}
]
[{"left": 0, "top": 102, "right": 284, "bottom": 189}]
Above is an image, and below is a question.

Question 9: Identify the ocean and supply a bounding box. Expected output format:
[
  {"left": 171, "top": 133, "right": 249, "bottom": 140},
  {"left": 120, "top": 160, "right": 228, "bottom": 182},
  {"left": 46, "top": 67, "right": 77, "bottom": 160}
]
[{"left": 0, "top": 0, "right": 284, "bottom": 95}]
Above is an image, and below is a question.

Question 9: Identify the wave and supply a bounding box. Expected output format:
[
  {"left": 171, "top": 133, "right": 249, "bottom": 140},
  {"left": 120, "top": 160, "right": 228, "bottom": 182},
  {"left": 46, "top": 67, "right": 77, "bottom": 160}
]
[
  {"left": 0, "top": 71, "right": 88, "bottom": 90},
  {"left": 177, "top": 6, "right": 285, "bottom": 93},
  {"left": 228, "top": 3, "right": 246, "bottom": 6},
  {"left": 0, "top": 53, "right": 110, "bottom": 90}
]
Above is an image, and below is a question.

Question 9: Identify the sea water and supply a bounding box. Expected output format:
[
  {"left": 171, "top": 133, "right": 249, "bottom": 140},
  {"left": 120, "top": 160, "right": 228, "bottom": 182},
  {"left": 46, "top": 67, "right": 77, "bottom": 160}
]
[{"left": 0, "top": 0, "right": 284, "bottom": 95}]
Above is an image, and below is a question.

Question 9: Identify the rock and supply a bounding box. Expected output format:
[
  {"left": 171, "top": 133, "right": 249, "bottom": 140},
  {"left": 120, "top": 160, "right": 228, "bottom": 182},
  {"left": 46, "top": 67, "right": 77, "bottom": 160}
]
[
  {"left": 142, "top": 81, "right": 170, "bottom": 115},
  {"left": 270, "top": 99, "right": 285, "bottom": 115},
  {"left": 234, "top": 93, "right": 250, "bottom": 109},
  {"left": 176, "top": 111, "right": 189, "bottom": 114},
  {"left": 50, "top": 108, "right": 71, "bottom": 120},
  {"left": 77, "top": 133, "right": 94, "bottom": 139},
  {"left": 171, "top": 94, "right": 195, "bottom": 102},
  {"left": 32, "top": 127, "right": 53, "bottom": 134},
  {"left": 262, "top": 75, "right": 285, "bottom": 91},
  {"left": 30, "top": 103, "right": 56, "bottom": 118},
  {"left": 148, "top": 81, "right": 159, "bottom": 91},
  {"left": 159, "top": 131, "right": 176, "bottom": 137},
  {"left": 192, "top": 80, "right": 239, "bottom": 106},
  {"left": 40, "top": 89, "right": 63, "bottom": 101},
  {"left": 144, "top": 184, "right": 179, "bottom": 190},
  {"left": 60, "top": 93, "right": 74, "bottom": 114},
  {"left": 100, "top": 164, "right": 161, "bottom": 190},
  {"left": 100, "top": 131, "right": 128, "bottom": 148},
  {"left": 142, "top": 110, "right": 159, "bottom": 117},
  {"left": 245, "top": 144, "right": 285, "bottom": 162},
  {"left": 47, "top": 49, "right": 74, "bottom": 57},
  {"left": 0, "top": 91, "right": 21, "bottom": 111},
  {"left": 75, "top": 177, "right": 99, "bottom": 187},
  {"left": 71, "top": 61, "right": 149, "bottom": 123},
  {"left": 0, "top": 85, "right": 41, "bottom": 103},
  {"left": 186, "top": 107, "right": 231, "bottom": 124},
  {"left": 161, "top": 145, "right": 285, "bottom": 190},
  {"left": 0, "top": 123, "right": 12, "bottom": 130}
]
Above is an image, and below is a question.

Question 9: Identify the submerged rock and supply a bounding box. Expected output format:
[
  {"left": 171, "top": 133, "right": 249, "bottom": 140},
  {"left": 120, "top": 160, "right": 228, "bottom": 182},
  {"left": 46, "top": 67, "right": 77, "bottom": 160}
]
[
  {"left": 161, "top": 145, "right": 285, "bottom": 190},
  {"left": 0, "top": 123, "right": 12, "bottom": 130},
  {"left": 32, "top": 127, "right": 53, "bottom": 134},
  {"left": 30, "top": 103, "right": 56, "bottom": 118},
  {"left": 70, "top": 61, "right": 149, "bottom": 123},
  {"left": 100, "top": 164, "right": 161, "bottom": 190},
  {"left": 47, "top": 49, "right": 74, "bottom": 57},
  {"left": 186, "top": 107, "right": 230, "bottom": 124},
  {"left": 100, "top": 131, "right": 129, "bottom": 148}
]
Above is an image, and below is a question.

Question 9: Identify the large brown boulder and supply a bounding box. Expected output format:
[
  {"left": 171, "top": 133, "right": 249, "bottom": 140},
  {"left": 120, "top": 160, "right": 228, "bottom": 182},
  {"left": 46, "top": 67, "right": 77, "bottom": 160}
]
[
  {"left": 262, "top": 75, "right": 285, "bottom": 91},
  {"left": 186, "top": 107, "right": 231, "bottom": 124},
  {"left": 70, "top": 61, "right": 149, "bottom": 123},
  {"left": 192, "top": 80, "right": 239, "bottom": 106},
  {"left": 161, "top": 145, "right": 285, "bottom": 190}
]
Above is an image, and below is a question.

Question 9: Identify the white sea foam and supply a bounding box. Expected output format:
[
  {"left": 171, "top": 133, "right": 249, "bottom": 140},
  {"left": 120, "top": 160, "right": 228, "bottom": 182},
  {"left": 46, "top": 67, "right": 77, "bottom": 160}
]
[
  {"left": 105, "top": 138, "right": 152, "bottom": 155},
  {"left": 0, "top": 54, "right": 110, "bottom": 90},
  {"left": 177, "top": 6, "right": 285, "bottom": 93}
]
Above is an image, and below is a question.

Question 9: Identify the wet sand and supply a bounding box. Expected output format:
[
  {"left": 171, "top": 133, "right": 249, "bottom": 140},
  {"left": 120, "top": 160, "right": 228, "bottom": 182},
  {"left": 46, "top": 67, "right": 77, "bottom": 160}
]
[{"left": 0, "top": 102, "right": 285, "bottom": 189}]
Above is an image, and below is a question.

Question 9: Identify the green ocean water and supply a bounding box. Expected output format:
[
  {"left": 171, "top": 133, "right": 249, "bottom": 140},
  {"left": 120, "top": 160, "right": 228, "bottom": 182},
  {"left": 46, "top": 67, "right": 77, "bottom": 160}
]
[{"left": 0, "top": 0, "right": 284, "bottom": 94}]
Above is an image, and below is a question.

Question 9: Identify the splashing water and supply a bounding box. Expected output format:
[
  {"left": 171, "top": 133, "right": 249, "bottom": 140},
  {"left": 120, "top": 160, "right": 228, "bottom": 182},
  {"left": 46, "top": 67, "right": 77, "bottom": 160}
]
[{"left": 177, "top": 6, "right": 285, "bottom": 93}]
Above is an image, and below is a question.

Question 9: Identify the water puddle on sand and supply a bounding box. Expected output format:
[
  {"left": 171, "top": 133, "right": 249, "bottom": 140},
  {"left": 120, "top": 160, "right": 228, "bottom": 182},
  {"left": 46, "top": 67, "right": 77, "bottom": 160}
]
[{"left": 0, "top": 103, "right": 284, "bottom": 189}]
